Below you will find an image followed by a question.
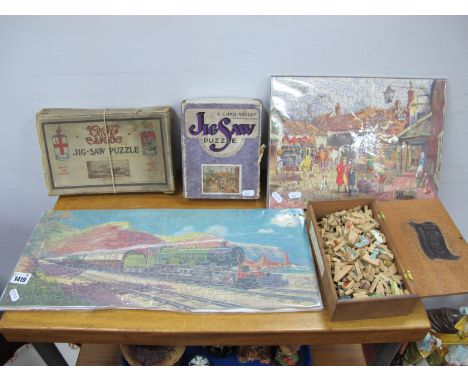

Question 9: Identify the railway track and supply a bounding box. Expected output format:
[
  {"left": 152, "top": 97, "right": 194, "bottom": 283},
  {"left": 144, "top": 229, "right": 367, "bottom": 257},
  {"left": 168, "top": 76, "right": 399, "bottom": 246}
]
[
  {"left": 48, "top": 262, "right": 243, "bottom": 309},
  {"left": 128, "top": 289, "right": 196, "bottom": 311},
  {"left": 262, "top": 287, "right": 316, "bottom": 295},
  {"left": 138, "top": 285, "right": 241, "bottom": 309},
  {"left": 214, "top": 284, "right": 317, "bottom": 302},
  {"left": 41, "top": 259, "right": 318, "bottom": 309}
]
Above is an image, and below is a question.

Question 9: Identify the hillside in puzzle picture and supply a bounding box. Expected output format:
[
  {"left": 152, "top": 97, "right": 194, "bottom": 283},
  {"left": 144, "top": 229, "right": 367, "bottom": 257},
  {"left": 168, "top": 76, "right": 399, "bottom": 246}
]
[{"left": 0, "top": 209, "right": 323, "bottom": 312}]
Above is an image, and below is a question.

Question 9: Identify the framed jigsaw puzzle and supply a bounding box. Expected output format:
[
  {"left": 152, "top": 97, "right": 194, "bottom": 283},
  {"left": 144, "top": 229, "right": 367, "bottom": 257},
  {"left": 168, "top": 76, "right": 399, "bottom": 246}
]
[
  {"left": 0, "top": 209, "right": 323, "bottom": 312},
  {"left": 268, "top": 76, "right": 447, "bottom": 208}
]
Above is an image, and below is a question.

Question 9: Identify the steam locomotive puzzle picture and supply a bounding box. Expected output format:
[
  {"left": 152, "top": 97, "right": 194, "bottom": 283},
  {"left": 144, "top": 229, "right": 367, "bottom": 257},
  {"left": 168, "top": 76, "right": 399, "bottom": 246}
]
[{"left": 0, "top": 209, "right": 323, "bottom": 312}]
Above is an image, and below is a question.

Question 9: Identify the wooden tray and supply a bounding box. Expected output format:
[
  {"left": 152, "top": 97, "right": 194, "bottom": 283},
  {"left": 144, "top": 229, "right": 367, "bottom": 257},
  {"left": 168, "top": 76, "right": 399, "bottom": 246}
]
[{"left": 306, "top": 198, "right": 468, "bottom": 321}]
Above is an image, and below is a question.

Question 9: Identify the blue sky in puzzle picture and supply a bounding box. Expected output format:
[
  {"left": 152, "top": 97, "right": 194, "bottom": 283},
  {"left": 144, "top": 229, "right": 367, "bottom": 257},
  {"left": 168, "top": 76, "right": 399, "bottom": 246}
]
[{"left": 43, "top": 209, "right": 314, "bottom": 266}]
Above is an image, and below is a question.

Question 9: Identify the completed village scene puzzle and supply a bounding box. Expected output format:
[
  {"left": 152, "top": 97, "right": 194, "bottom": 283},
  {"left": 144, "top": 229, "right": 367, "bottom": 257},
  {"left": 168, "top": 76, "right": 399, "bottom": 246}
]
[
  {"left": 268, "top": 76, "right": 447, "bottom": 208},
  {"left": 0, "top": 209, "right": 322, "bottom": 312}
]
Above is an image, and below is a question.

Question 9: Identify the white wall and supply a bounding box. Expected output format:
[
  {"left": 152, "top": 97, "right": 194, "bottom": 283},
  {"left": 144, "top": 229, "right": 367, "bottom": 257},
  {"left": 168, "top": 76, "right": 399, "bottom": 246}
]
[{"left": 1, "top": 16, "right": 467, "bottom": 289}]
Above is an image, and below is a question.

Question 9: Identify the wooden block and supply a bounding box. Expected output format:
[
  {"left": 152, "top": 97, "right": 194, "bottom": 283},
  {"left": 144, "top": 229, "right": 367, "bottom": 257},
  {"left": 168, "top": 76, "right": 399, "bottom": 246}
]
[
  {"left": 369, "top": 248, "right": 380, "bottom": 260},
  {"left": 333, "top": 264, "right": 353, "bottom": 283},
  {"left": 349, "top": 271, "right": 361, "bottom": 283},
  {"left": 378, "top": 250, "right": 394, "bottom": 262},
  {"left": 390, "top": 275, "right": 403, "bottom": 283},
  {"left": 355, "top": 261, "right": 362, "bottom": 279},
  {"left": 353, "top": 292, "right": 370, "bottom": 299},
  {"left": 362, "top": 253, "right": 380, "bottom": 267},
  {"left": 333, "top": 241, "right": 346, "bottom": 252},
  {"left": 333, "top": 262, "right": 342, "bottom": 272},
  {"left": 378, "top": 262, "right": 388, "bottom": 273},
  {"left": 370, "top": 229, "right": 385, "bottom": 244},
  {"left": 382, "top": 281, "right": 391, "bottom": 293},
  {"left": 325, "top": 240, "right": 335, "bottom": 248},
  {"left": 358, "top": 223, "right": 376, "bottom": 231},
  {"left": 343, "top": 280, "right": 355, "bottom": 290},
  {"left": 344, "top": 216, "right": 361, "bottom": 225},
  {"left": 336, "top": 226, "right": 343, "bottom": 237},
  {"left": 346, "top": 229, "right": 360, "bottom": 244},
  {"left": 344, "top": 221, "right": 354, "bottom": 230},
  {"left": 344, "top": 246, "right": 359, "bottom": 261},
  {"left": 363, "top": 270, "right": 372, "bottom": 281},
  {"left": 334, "top": 251, "right": 347, "bottom": 262},
  {"left": 369, "top": 276, "right": 381, "bottom": 293},
  {"left": 376, "top": 281, "right": 386, "bottom": 296},
  {"left": 338, "top": 295, "right": 352, "bottom": 301},
  {"left": 359, "top": 279, "right": 371, "bottom": 291},
  {"left": 377, "top": 243, "right": 390, "bottom": 252},
  {"left": 324, "top": 233, "right": 335, "bottom": 241},
  {"left": 379, "top": 273, "right": 391, "bottom": 283},
  {"left": 354, "top": 235, "right": 370, "bottom": 248},
  {"left": 390, "top": 280, "right": 402, "bottom": 296}
]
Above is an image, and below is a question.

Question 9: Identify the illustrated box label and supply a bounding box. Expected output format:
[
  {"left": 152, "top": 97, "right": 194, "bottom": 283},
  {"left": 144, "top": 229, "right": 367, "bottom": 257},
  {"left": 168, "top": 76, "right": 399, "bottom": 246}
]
[
  {"left": 36, "top": 107, "right": 175, "bottom": 195},
  {"left": 181, "top": 98, "right": 263, "bottom": 199}
]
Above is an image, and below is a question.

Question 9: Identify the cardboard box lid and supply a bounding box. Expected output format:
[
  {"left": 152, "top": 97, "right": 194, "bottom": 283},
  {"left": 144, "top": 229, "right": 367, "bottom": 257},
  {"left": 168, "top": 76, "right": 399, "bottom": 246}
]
[{"left": 376, "top": 198, "right": 468, "bottom": 298}]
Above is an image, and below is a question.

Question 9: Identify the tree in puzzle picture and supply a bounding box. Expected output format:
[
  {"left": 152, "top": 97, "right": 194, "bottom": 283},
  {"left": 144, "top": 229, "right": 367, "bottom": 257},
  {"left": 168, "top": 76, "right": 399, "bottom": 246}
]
[{"left": 0, "top": 209, "right": 323, "bottom": 312}]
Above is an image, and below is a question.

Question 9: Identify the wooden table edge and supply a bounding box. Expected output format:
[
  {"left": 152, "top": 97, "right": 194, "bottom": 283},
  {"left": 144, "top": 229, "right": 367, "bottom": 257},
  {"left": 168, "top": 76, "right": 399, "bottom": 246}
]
[
  {"left": 0, "top": 302, "right": 430, "bottom": 346},
  {"left": 0, "top": 192, "right": 431, "bottom": 346}
]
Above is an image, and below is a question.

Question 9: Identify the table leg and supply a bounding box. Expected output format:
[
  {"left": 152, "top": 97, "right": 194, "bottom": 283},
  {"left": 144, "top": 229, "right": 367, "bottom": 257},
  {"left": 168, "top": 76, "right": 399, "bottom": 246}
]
[
  {"left": 369, "top": 343, "right": 400, "bottom": 366},
  {"left": 32, "top": 343, "right": 68, "bottom": 366}
]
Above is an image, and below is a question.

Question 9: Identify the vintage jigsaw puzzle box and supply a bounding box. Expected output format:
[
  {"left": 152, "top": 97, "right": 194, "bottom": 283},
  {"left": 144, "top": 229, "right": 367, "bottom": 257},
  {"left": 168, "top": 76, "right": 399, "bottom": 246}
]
[
  {"left": 181, "top": 98, "right": 263, "bottom": 199},
  {"left": 36, "top": 107, "right": 175, "bottom": 195}
]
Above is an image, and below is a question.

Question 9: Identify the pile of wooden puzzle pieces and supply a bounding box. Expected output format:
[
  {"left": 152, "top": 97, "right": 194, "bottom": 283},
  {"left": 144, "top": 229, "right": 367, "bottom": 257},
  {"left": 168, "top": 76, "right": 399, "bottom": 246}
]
[{"left": 318, "top": 205, "right": 409, "bottom": 300}]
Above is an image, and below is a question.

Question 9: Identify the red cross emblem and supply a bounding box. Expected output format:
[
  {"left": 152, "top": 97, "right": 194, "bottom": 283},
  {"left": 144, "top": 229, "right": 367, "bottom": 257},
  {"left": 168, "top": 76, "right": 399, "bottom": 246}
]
[{"left": 52, "top": 127, "right": 70, "bottom": 160}]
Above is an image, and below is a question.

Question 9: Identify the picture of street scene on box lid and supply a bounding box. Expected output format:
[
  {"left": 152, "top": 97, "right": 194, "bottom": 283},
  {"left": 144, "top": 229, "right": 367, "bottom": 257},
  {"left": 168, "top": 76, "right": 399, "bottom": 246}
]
[
  {"left": 0, "top": 209, "right": 322, "bottom": 312},
  {"left": 268, "top": 76, "right": 446, "bottom": 208}
]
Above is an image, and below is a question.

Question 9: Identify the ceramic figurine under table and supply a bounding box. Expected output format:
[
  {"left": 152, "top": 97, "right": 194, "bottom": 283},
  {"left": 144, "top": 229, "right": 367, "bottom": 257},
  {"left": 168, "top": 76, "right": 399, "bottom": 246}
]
[
  {"left": 181, "top": 98, "right": 263, "bottom": 199},
  {"left": 274, "top": 345, "right": 301, "bottom": 366},
  {"left": 236, "top": 346, "right": 272, "bottom": 364},
  {"left": 206, "top": 346, "right": 234, "bottom": 358},
  {"left": 120, "top": 345, "right": 185, "bottom": 366},
  {"left": 188, "top": 355, "right": 211, "bottom": 366}
]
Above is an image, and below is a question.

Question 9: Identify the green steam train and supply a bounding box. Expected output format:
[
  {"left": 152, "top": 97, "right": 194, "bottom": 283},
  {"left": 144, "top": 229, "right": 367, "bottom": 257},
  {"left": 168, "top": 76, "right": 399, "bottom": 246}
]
[
  {"left": 122, "top": 245, "right": 278, "bottom": 289},
  {"left": 123, "top": 245, "right": 245, "bottom": 270},
  {"left": 56, "top": 244, "right": 284, "bottom": 289}
]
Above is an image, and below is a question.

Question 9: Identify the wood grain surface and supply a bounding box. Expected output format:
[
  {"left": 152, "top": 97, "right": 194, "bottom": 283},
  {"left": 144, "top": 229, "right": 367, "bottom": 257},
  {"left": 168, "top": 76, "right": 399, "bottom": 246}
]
[
  {"left": 0, "top": 191, "right": 430, "bottom": 346},
  {"left": 377, "top": 198, "right": 468, "bottom": 297},
  {"left": 0, "top": 301, "right": 429, "bottom": 345}
]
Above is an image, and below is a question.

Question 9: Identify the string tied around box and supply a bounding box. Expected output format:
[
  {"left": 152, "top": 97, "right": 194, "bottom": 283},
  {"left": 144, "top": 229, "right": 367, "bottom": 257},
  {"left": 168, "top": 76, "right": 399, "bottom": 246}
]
[
  {"left": 102, "top": 108, "right": 117, "bottom": 194},
  {"left": 257, "top": 144, "right": 266, "bottom": 165}
]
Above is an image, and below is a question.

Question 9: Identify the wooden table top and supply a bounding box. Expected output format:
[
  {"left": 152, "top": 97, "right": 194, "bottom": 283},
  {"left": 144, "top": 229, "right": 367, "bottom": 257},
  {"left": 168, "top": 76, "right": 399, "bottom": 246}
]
[{"left": 0, "top": 191, "right": 430, "bottom": 345}]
